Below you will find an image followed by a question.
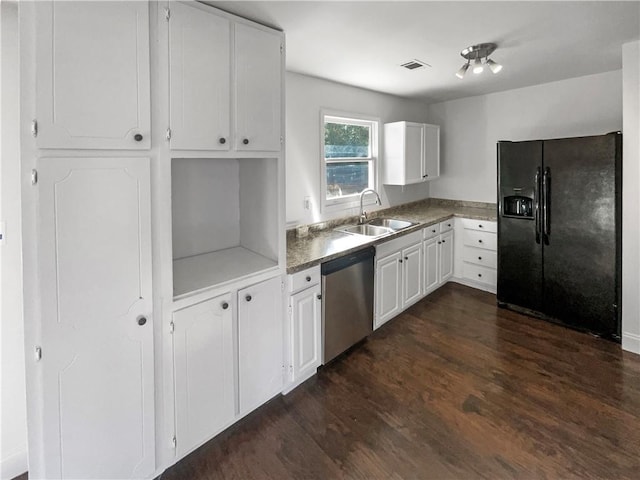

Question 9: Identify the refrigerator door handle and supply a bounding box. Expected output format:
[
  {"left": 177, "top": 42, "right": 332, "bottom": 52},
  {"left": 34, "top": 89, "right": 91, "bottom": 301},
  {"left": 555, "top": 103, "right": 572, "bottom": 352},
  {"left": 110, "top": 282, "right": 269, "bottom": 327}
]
[
  {"left": 542, "top": 167, "right": 551, "bottom": 241},
  {"left": 534, "top": 167, "right": 541, "bottom": 244}
]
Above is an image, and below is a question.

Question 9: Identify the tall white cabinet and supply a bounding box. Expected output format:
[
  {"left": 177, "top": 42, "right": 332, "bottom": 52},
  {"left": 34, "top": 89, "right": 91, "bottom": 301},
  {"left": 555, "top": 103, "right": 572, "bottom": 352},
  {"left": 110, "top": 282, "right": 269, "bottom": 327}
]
[
  {"left": 34, "top": 157, "right": 155, "bottom": 479},
  {"left": 21, "top": 1, "right": 287, "bottom": 478},
  {"left": 162, "top": 0, "right": 286, "bottom": 470}
]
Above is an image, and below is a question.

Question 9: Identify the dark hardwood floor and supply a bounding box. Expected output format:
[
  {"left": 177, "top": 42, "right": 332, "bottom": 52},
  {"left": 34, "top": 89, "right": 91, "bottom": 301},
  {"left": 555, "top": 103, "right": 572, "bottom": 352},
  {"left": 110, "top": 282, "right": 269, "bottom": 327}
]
[
  {"left": 159, "top": 283, "right": 640, "bottom": 480},
  {"left": 15, "top": 283, "right": 640, "bottom": 480}
]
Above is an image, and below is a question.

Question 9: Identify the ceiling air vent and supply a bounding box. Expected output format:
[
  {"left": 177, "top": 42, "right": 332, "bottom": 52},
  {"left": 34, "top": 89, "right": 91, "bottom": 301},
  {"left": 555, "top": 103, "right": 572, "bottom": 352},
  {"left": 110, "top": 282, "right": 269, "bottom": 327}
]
[{"left": 400, "top": 59, "right": 430, "bottom": 70}]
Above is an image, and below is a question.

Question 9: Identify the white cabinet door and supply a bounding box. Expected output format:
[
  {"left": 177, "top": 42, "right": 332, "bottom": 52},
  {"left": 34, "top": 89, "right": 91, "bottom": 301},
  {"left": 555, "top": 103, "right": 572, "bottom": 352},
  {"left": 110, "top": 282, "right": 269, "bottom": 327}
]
[
  {"left": 375, "top": 252, "right": 402, "bottom": 329},
  {"left": 235, "top": 23, "right": 282, "bottom": 152},
  {"left": 238, "top": 276, "right": 284, "bottom": 415},
  {"left": 440, "top": 230, "right": 454, "bottom": 284},
  {"left": 402, "top": 243, "right": 423, "bottom": 307},
  {"left": 35, "top": 157, "right": 154, "bottom": 479},
  {"left": 173, "top": 294, "right": 234, "bottom": 459},
  {"left": 35, "top": 1, "right": 150, "bottom": 149},
  {"left": 423, "top": 237, "right": 440, "bottom": 294},
  {"left": 404, "top": 123, "right": 425, "bottom": 184},
  {"left": 169, "top": 1, "right": 231, "bottom": 150},
  {"left": 290, "top": 285, "right": 322, "bottom": 383},
  {"left": 424, "top": 124, "right": 440, "bottom": 180}
]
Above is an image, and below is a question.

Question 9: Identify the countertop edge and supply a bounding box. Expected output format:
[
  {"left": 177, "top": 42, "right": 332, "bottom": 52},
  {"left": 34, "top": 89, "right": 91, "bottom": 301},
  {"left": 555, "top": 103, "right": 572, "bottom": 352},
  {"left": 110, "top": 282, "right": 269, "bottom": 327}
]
[{"left": 286, "top": 210, "right": 497, "bottom": 274}]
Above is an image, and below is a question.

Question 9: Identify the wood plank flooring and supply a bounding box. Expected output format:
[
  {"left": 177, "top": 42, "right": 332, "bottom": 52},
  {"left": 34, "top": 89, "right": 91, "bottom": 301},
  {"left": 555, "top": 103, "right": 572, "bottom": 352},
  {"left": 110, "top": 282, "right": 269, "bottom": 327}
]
[
  {"left": 14, "top": 283, "right": 640, "bottom": 480},
  {"left": 159, "top": 283, "right": 640, "bottom": 480}
]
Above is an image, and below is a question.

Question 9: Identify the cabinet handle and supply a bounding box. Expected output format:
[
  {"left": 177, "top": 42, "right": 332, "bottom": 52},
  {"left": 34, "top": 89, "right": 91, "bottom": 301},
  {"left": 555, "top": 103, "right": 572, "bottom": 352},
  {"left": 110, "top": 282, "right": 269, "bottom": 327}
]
[
  {"left": 243, "top": 138, "right": 249, "bottom": 145},
  {"left": 134, "top": 133, "right": 143, "bottom": 142},
  {"left": 442, "top": 239, "right": 446, "bottom": 243},
  {"left": 478, "top": 239, "right": 483, "bottom": 244},
  {"left": 478, "top": 256, "right": 482, "bottom": 260},
  {"left": 399, "top": 259, "right": 403, "bottom": 263},
  {"left": 219, "top": 137, "right": 226, "bottom": 144},
  {"left": 306, "top": 276, "right": 311, "bottom": 282},
  {"left": 316, "top": 294, "right": 322, "bottom": 300},
  {"left": 423, "top": 174, "right": 428, "bottom": 178},
  {"left": 447, "top": 224, "right": 451, "bottom": 227},
  {"left": 245, "top": 295, "right": 252, "bottom": 302},
  {"left": 221, "top": 302, "right": 229, "bottom": 310},
  {"left": 478, "top": 224, "right": 483, "bottom": 228},
  {"left": 137, "top": 316, "right": 147, "bottom": 326},
  {"left": 438, "top": 241, "right": 441, "bottom": 244},
  {"left": 478, "top": 274, "right": 483, "bottom": 278},
  {"left": 432, "top": 229, "right": 436, "bottom": 233},
  {"left": 404, "top": 256, "right": 409, "bottom": 260}
]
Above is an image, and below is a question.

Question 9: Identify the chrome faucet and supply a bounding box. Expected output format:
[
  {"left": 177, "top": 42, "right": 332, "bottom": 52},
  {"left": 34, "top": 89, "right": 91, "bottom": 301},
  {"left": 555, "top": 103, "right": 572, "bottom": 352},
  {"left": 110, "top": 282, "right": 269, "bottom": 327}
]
[{"left": 359, "top": 188, "right": 382, "bottom": 224}]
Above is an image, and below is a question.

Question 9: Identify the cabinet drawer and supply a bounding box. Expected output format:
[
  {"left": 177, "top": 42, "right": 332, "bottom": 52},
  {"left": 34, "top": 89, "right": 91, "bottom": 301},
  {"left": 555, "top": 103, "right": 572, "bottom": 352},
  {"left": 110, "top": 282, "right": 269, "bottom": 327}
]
[
  {"left": 463, "top": 263, "right": 497, "bottom": 286},
  {"left": 288, "top": 266, "right": 320, "bottom": 293},
  {"left": 462, "top": 246, "right": 497, "bottom": 269},
  {"left": 461, "top": 218, "right": 497, "bottom": 233},
  {"left": 423, "top": 223, "right": 440, "bottom": 240},
  {"left": 463, "top": 229, "right": 497, "bottom": 251},
  {"left": 376, "top": 230, "right": 422, "bottom": 259},
  {"left": 439, "top": 219, "right": 454, "bottom": 233}
]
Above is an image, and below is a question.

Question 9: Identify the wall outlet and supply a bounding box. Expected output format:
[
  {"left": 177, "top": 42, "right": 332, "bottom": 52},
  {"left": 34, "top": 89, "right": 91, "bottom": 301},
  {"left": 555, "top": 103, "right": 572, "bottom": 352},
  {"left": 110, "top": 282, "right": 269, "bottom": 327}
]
[{"left": 304, "top": 196, "right": 311, "bottom": 210}]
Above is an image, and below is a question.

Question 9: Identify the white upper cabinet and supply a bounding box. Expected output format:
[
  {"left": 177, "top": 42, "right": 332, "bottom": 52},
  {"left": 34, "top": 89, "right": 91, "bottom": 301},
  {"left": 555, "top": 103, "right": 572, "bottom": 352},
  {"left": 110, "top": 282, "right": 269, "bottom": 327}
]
[
  {"left": 169, "top": 2, "right": 231, "bottom": 150},
  {"left": 383, "top": 121, "right": 440, "bottom": 184},
  {"left": 35, "top": 1, "right": 150, "bottom": 149},
  {"left": 235, "top": 23, "right": 282, "bottom": 152},
  {"left": 167, "top": 3, "right": 283, "bottom": 152}
]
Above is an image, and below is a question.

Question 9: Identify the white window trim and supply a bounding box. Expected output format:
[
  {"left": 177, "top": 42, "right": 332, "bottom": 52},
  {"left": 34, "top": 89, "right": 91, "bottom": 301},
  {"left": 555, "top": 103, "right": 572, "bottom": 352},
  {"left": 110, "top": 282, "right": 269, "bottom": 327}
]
[{"left": 320, "top": 109, "right": 380, "bottom": 213}]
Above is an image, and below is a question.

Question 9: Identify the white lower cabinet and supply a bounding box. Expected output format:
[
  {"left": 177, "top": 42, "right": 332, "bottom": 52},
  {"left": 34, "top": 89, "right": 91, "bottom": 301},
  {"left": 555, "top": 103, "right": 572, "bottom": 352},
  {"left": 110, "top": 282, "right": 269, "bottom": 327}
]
[
  {"left": 171, "top": 275, "right": 283, "bottom": 461},
  {"left": 439, "top": 230, "right": 454, "bottom": 283},
  {"left": 285, "top": 266, "right": 322, "bottom": 392},
  {"left": 238, "top": 276, "right": 284, "bottom": 415},
  {"left": 422, "top": 221, "right": 455, "bottom": 296},
  {"left": 402, "top": 243, "right": 423, "bottom": 306},
  {"left": 375, "top": 251, "right": 403, "bottom": 328},
  {"left": 456, "top": 218, "right": 498, "bottom": 292},
  {"left": 375, "top": 230, "right": 423, "bottom": 329},
  {"left": 172, "top": 293, "right": 235, "bottom": 459},
  {"left": 423, "top": 236, "right": 440, "bottom": 294}
]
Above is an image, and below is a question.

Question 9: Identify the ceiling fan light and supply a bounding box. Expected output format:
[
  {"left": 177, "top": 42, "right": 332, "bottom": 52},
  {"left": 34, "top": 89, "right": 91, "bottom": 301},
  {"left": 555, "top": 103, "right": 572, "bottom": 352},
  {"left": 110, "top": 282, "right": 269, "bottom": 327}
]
[
  {"left": 472, "top": 57, "right": 484, "bottom": 74},
  {"left": 487, "top": 58, "right": 502, "bottom": 74},
  {"left": 455, "top": 62, "right": 470, "bottom": 79}
]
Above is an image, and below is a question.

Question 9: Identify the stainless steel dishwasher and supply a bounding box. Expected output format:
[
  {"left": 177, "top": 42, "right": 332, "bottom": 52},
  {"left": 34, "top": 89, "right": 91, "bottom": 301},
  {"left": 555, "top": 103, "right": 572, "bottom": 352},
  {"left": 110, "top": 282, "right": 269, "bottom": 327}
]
[{"left": 321, "top": 247, "right": 375, "bottom": 363}]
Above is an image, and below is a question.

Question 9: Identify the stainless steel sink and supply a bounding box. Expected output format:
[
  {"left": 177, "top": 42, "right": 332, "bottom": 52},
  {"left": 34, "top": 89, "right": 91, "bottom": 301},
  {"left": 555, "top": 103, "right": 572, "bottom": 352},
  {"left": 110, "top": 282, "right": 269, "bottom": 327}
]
[
  {"left": 366, "top": 217, "right": 415, "bottom": 231},
  {"left": 337, "top": 224, "right": 393, "bottom": 237}
]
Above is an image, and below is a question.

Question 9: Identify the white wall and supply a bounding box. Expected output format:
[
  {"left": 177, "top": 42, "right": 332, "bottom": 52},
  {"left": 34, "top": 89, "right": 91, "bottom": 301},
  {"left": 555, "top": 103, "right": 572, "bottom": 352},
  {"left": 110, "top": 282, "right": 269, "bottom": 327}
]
[
  {"left": 286, "top": 72, "right": 430, "bottom": 226},
  {"left": 427, "top": 70, "right": 623, "bottom": 203},
  {"left": 0, "top": 2, "right": 28, "bottom": 478},
  {"left": 622, "top": 41, "right": 640, "bottom": 354}
]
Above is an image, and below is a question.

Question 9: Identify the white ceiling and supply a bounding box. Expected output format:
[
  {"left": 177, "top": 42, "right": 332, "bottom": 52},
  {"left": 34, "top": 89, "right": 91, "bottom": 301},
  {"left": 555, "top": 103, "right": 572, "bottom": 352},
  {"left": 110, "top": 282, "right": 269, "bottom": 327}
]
[{"left": 208, "top": 1, "right": 640, "bottom": 103}]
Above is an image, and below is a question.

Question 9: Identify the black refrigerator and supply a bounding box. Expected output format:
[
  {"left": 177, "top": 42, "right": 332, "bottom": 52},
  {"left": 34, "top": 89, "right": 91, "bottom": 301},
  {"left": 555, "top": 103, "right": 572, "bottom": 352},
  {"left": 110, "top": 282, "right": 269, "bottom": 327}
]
[{"left": 497, "top": 133, "right": 621, "bottom": 341}]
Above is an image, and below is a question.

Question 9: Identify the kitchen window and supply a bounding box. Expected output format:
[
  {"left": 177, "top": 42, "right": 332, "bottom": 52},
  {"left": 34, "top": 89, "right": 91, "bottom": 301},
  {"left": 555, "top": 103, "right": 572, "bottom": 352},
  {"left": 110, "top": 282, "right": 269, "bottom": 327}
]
[{"left": 322, "top": 112, "right": 379, "bottom": 211}]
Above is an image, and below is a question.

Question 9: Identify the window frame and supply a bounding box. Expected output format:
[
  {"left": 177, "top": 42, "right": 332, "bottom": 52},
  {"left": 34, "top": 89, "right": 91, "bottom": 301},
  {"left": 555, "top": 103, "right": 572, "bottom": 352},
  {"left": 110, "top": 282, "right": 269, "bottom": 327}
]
[{"left": 320, "top": 110, "right": 380, "bottom": 212}]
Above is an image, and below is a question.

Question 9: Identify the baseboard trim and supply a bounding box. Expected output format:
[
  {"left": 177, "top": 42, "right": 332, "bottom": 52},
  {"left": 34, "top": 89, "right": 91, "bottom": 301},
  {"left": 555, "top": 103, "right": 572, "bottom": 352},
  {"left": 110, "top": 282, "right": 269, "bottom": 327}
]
[
  {"left": 450, "top": 277, "right": 496, "bottom": 294},
  {"left": 622, "top": 332, "right": 640, "bottom": 354},
  {"left": 1, "top": 449, "right": 27, "bottom": 480}
]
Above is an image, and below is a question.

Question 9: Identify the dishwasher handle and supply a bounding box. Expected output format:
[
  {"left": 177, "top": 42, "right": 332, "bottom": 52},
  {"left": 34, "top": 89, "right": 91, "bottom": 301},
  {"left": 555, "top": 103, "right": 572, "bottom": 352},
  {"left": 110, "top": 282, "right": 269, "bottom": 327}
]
[{"left": 321, "top": 247, "right": 375, "bottom": 276}]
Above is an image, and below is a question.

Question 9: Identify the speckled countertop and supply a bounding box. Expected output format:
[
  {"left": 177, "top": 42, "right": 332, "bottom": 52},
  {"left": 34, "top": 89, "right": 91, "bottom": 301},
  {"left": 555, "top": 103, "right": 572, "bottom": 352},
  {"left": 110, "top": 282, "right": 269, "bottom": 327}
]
[{"left": 286, "top": 198, "right": 497, "bottom": 273}]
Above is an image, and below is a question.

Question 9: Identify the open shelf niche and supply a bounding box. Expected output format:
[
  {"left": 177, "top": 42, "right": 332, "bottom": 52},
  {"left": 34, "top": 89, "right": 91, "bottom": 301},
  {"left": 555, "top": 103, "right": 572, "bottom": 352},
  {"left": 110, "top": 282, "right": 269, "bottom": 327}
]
[{"left": 171, "top": 157, "right": 280, "bottom": 298}]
